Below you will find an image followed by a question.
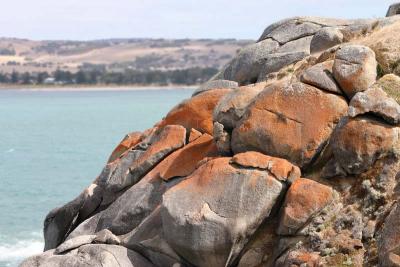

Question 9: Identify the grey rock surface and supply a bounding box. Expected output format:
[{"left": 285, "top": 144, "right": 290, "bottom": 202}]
[
  {"left": 333, "top": 45, "right": 377, "bottom": 99},
  {"left": 300, "top": 60, "right": 342, "bottom": 94},
  {"left": 310, "top": 27, "right": 344, "bottom": 54},
  {"left": 349, "top": 87, "right": 400, "bottom": 124},
  {"left": 192, "top": 79, "right": 238, "bottom": 97}
]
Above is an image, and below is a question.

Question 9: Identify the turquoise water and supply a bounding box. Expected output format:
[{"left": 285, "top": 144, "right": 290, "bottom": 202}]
[{"left": 0, "top": 88, "right": 193, "bottom": 267}]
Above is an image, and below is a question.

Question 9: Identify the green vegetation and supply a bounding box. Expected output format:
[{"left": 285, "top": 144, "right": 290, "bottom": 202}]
[{"left": 0, "top": 67, "right": 218, "bottom": 86}]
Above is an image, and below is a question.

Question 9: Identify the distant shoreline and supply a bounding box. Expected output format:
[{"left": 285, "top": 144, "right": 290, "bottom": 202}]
[{"left": 0, "top": 84, "right": 198, "bottom": 92}]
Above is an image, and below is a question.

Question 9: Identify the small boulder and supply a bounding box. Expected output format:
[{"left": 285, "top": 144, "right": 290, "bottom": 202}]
[
  {"left": 333, "top": 45, "right": 377, "bottom": 98},
  {"left": 323, "top": 117, "right": 399, "bottom": 177},
  {"left": 349, "top": 87, "right": 400, "bottom": 124},
  {"left": 159, "top": 89, "right": 230, "bottom": 134},
  {"left": 192, "top": 79, "right": 238, "bottom": 97},
  {"left": 277, "top": 178, "right": 334, "bottom": 235},
  {"left": 310, "top": 27, "right": 344, "bottom": 54},
  {"left": 300, "top": 60, "right": 343, "bottom": 94},
  {"left": 94, "top": 229, "right": 120, "bottom": 245},
  {"left": 232, "top": 81, "right": 348, "bottom": 168},
  {"left": 213, "top": 121, "right": 231, "bottom": 155}
]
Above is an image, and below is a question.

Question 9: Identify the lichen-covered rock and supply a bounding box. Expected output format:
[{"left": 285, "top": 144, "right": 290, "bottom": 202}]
[
  {"left": 300, "top": 60, "right": 342, "bottom": 94},
  {"left": 22, "top": 6, "right": 400, "bottom": 267},
  {"left": 159, "top": 88, "right": 230, "bottom": 134},
  {"left": 161, "top": 157, "right": 286, "bottom": 267},
  {"left": 323, "top": 117, "right": 399, "bottom": 177},
  {"left": 277, "top": 178, "right": 334, "bottom": 235},
  {"left": 333, "top": 45, "right": 378, "bottom": 98},
  {"left": 231, "top": 151, "right": 301, "bottom": 183},
  {"left": 232, "top": 81, "right": 348, "bottom": 168},
  {"left": 349, "top": 86, "right": 400, "bottom": 124}
]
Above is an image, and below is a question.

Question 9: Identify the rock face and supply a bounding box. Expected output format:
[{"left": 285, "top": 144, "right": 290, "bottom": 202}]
[{"left": 22, "top": 5, "right": 400, "bottom": 267}]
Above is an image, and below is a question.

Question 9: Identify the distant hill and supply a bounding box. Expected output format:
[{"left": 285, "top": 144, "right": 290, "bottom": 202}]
[{"left": 0, "top": 38, "right": 252, "bottom": 74}]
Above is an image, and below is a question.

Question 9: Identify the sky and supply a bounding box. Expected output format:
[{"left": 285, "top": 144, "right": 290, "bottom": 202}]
[{"left": 0, "top": 0, "right": 397, "bottom": 40}]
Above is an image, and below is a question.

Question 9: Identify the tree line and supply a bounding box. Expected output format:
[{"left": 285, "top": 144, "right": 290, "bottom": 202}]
[{"left": 0, "top": 67, "right": 219, "bottom": 85}]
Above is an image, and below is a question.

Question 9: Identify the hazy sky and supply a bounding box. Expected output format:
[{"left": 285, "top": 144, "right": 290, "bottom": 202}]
[{"left": 1, "top": 0, "right": 397, "bottom": 40}]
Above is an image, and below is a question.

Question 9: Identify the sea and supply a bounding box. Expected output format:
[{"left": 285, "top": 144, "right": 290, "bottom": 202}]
[{"left": 0, "top": 88, "right": 194, "bottom": 267}]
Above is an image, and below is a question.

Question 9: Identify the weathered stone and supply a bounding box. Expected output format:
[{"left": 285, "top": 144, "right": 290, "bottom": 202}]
[
  {"left": 93, "top": 229, "right": 120, "bottom": 245},
  {"left": 310, "top": 27, "right": 344, "bottom": 54},
  {"left": 122, "top": 207, "right": 186, "bottom": 267},
  {"left": 99, "top": 125, "right": 186, "bottom": 192},
  {"left": 213, "top": 121, "right": 231, "bottom": 155},
  {"left": 107, "top": 132, "right": 143, "bottom": 163},
  {"left": 161, "top": 157, "right": 285, "bottom": 267},
  {"left": 222, "top": 39, "right": 279, "bottom": 84},
  {"left": 277, "top": 36, "right": 313, "bottom": 54},
  {"left": 231, "top": 151, "right": 301, "bottom": 183},
  {"left": 277, "top": 178, "right": 334, "bottom": 235},
  {"left": 213, "top": 82, "right": 266, "bottom": 130},
  {"left": 159, "top": 89, "right": 230, "bottom": 134},
  {"left": 378, "top": 203, "right": 400, "bottom": 267},
  {"left": 232, "top": 81, "right": 348, "bottom": 168},
  {"left": 387, "top": 3, "right": 400, "bottom": 17},
  {"left": 55, "top": 234, "right": 96, "bottom": 254},
  {"left": 43, "top": 183, "right": 103, "bottom": 250},
  {"left": 349, "top": 87, "right": 400, "bottom": 124},
  {"left": 188, "top": 128, "right": 202, "bottom": 142},
  {"left": 323, "top": 117, "right": 399, "bottom": 177},
  {"left": 257, "top": 52, "right": 308, "bottom": 82},
  {"left": 333, "top": 45, "right": 378, "bottom": 98},
  {"left": 192, "top": 79, "right": 238, "bottom": 96},
  {"left": 300, "top": 60, "right": 343, "bottom": 94},
  {"left": 264, "top": 21, "right": 321, "bottom": 44},
  {"left": 156, "top": 133, "right": 217, "bottom": 180},
  {"left": 20, "top": 244, "right": 154, "bottom": 267}
]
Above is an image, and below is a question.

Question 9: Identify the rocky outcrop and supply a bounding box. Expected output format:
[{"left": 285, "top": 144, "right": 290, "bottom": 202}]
[{"left": 21, "top": 4, "right": 400, "bottom": 267}]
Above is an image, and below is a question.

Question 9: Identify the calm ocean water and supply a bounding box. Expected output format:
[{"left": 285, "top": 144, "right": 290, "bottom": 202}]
[{"left": 0, "top": 88, "right": 193, "bottom": 267}]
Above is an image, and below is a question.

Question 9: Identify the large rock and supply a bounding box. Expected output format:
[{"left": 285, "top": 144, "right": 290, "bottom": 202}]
[
  {"left": 323, "top": 117, "right": 400, "bottom": 177},
  {"left": 378, "top": 203, "right": 400, "bottom": 267},
  {"left": 276, "top": 36, "right": 313, "bottom": 54},
  {"left": 300, "top": 60, "right": 342, "bottom": 94},
  {"left": 277, "top": 178, "right": 334, "bottom": 235},
  {"left": 333, "top": 45, "right": 377, "bottom": 98},
  {"left": 20, "top": 244, "right": 154, "bottom": 267},
  {"left": 349, "top": 86, "right": 400, "bottom": 124},
  {"left": 159, "top": 88, "right": 230, "bottom": 134},
  {"left": 161, "top": 157, "right": 287, "bottom": 267},
  {"left": 310, "top": 27, "right": 344, "bottom": 54},
  {"left": 232, "top": 81, "right": 348, "bottom": 168},
  {"left": 192, "top": 79, "right": 238, "bottom": 97}
]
